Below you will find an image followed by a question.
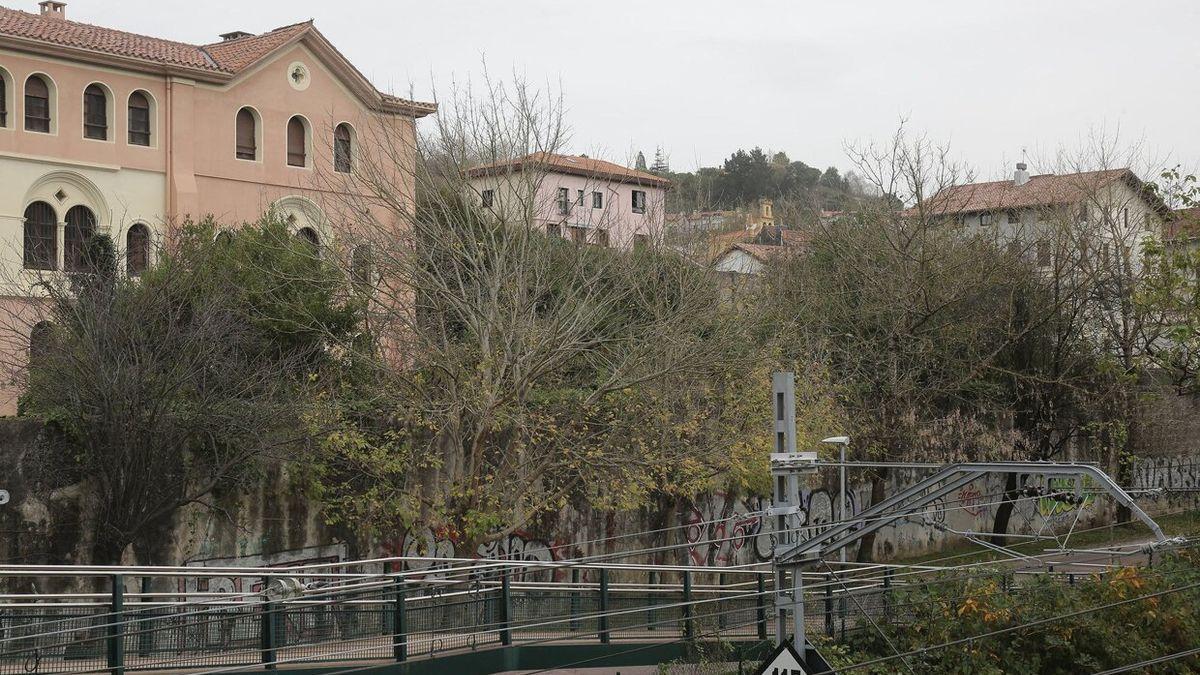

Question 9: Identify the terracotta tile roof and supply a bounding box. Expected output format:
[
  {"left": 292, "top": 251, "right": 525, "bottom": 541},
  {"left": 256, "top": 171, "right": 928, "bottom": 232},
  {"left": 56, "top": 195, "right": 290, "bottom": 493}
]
[
  {"left": 201, "top": 21, "right": 311, "bottom": 73},
  {"left": 468, "top": 152, "right": 671, "bottom": 188},
  {"left": 720, "top": 242, "right": 801, "bottom": 263},
  {"left": 0, "top": 4, "right": 219, "bottom": 71},
  {"left": 921, "top": 168, "right": 1137, "bottom": 215},
  {"left": 0, "top": 5, "right": 437, "bottom": 116},
  {"left": 1167, "top": 207, "right": 1200, "bottom": 240}
]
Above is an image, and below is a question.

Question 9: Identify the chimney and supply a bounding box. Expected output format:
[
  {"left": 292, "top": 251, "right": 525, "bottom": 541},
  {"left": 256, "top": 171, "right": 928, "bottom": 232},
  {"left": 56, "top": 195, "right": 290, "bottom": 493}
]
[
  {"left": 1014, "top": 162, "right": 1030, "bottom": 187},
  {"left": 38, "top": 1, "right": 66, "bottom": 20},
  {"left": 219, "top": 30, "right": 255, "bottom": 41}
]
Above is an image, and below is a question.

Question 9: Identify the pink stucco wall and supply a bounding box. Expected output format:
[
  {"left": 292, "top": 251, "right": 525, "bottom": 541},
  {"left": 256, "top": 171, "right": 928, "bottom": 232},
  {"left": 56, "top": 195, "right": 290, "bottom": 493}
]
[{"left": 0, "top": 32, "right": 423, "bottom": 414}]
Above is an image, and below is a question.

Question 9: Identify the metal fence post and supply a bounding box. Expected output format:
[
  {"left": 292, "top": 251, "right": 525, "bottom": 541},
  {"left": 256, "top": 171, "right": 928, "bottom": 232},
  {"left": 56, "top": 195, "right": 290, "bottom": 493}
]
[
  {"left": 392, "top": 577, "right": 407, "bottom": 662},
  {"left": 824, "top": 573, "right": 834, "bottom": 637},
  {"left": 717, "top": 573, "right": 727, "bottom": 630},
  {"left": 107, "top": 574, "right": 124, "bottom": 675},
  {"left": 682, "top": 570, "right": 694, "bottom": 641},
  {"left": 648, "top": 570, "right": 658, "bottom": 632},
  {"left": 598, "top": 568, "right": 611, "bottom": 644},
  {"left": 500, "top": 571, "right": 513, "bottom": 646},
  {"left": 137, "top": 577, "right": 153, "bottom": 658},
  {"left": 883, "top": 568, "right": 893, "bottom": 623},
  {"left": 569, "top": 568, "right": 580, "bottom": 632},
  {"left": 261, "top": 589, "right": 277, "bottom": 670},
  {"left": 756, "top": 574, "right": 767, "bottom": 640}
]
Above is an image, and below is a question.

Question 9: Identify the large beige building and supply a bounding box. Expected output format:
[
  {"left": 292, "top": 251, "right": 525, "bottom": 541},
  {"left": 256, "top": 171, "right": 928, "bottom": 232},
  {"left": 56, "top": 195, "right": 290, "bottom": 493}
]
[{"left": 0, "top": 1, "right": 434, "bottom": 413}]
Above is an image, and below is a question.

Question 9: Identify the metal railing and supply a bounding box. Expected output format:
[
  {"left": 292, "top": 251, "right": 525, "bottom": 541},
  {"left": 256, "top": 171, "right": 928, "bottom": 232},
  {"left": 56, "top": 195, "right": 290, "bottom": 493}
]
[{"left": 0, "top": 561, "right": 782, "bottom": 674}]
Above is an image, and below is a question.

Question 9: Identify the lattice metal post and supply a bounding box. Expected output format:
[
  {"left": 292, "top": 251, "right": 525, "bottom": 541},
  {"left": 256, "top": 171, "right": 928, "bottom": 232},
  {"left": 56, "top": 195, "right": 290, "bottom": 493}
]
[
  {"left": 107, "top": 574, "right": 124, "bottom": 675},
  {"left": 500, "top": 571, "right": 513, "bottom": 646},
  {"left": 756, "top": 574, "right": 767, "bottom": 640},
  {"left": 682, "top": 570, "right": 694, "bottom": 641},
  {"left": 392, "top": 577, "right": 407, "bottom": 662},
  {"left": 598, "top": 568, "right": 611, "bottom": 644}
]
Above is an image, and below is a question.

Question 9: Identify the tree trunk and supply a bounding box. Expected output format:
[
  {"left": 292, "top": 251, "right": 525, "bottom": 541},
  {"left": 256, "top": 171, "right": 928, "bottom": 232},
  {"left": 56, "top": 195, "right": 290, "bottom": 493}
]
[
  {"left": 990, "top": 471, "right": 1020, "bottom": 547},
  {"left": 91, "top": 533, "right": 128, "bottom": 566},
  {"left": 854, "top": 470, "right": 887, "bottom": 563}
]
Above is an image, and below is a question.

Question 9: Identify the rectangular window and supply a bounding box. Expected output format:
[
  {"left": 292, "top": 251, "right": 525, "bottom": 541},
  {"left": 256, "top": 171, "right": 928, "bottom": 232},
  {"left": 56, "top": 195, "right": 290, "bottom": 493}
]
[
  {"left": 25, "top": 95, "right": 49, "bottom": 133},
  {"left": 979, "top": 212, "right": 992, "bottom": 226},
  {"left": 577, "top": 189, "right": 584, "bottom": 205},
  {"left": 632, "top": 190, "right": 646, "bottom": 214},
  {"left": 546, "top": 223, "right": 561, "bottom": 238},
  {"left": 1122, "top": 207, "right": 1129, "bottom": 228},
  {"left": 557, "top": 187, "right": 570, "bottom": 215},
  {"left": 1078, "top": 205, "right": 1089, "bottom": 223},
  {"left": 569, "top": 226, "right": 587, "bottom": 244},
  {"left": 128, "top": 107, "right": 150, "bottom": 146},
  {"left": 482, "top": 189, "right": 494, "bottom": 208},
  {"left": 1036, "top": 240, "right": 1052, "bottom": 267},
  {"left": 84, "top": 90, "right": 107, "bottom": 140},
  {"left": 592, "top": 191, "right": 603, "bottom": 209},
  {"left": 594, "top": 229, "right": 610, "bottom": 248},
  {"left": 0, "top": 80, "right": 6, "bottom": 127},
  {"left": 1007, "top": 210, "right": 1019, "bottom": 224}
]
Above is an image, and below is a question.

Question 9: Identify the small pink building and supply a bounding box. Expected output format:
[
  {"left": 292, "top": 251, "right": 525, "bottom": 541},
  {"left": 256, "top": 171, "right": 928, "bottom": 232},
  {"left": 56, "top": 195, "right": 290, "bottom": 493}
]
[
  {"left": 465, "top": 152, "right": 670, "bottom": 249},
  {"left": 0, "top": 1, "right": 435, "bottom": 413}
]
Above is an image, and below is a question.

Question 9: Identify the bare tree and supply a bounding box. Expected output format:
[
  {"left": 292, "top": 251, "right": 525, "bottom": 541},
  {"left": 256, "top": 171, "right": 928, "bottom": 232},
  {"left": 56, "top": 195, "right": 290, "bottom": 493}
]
[{"left": 306, "top": 77, "right": 753, "bottom": 552}]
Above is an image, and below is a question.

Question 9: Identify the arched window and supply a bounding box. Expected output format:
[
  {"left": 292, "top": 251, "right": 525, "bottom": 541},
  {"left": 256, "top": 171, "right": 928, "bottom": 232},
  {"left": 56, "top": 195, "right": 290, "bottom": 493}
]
[
  {"left": 334, "top": 123, "right": 353, "bottom": 173},
  {"left": 351, "top": 244, "right": 374, "bottom": 289},
  {"left": 128, "top": 91, "right": 151, "bottom": 146},
  {"left": 83, "top": 84, "right": 108, "bottom": 140},
  {"left": 29, "top": 321, "right": 53, "bottom": 366},
  {"left": 235, "top": 107, "right": 257, "bottom": 160},
  {"left": 23, "top": 201, "right": 57, "bottom": 270},
  {"left": 0, "top": 70, "right": 8, "bottom": 128},
  {"left": 64, "top": 205, "right": 96, "bottom": 272},
  {"left": 286, "top": 116, "right": 307, "bottom": 167},
  {"left": 24, "top": 75, "right": 50, "bottom": 133},
  {"left": 126, "top": 223, "right": 150, "bottom": 276},
  {"left": 296, "top": 226, "right": 319, "bottom": 252}
]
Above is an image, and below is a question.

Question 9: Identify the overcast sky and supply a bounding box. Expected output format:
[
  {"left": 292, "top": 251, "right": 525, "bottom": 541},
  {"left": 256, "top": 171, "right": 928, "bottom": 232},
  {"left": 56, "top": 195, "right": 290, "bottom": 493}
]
[{"left": 58, "top": 0, "right": 1200, "bottom": 179}]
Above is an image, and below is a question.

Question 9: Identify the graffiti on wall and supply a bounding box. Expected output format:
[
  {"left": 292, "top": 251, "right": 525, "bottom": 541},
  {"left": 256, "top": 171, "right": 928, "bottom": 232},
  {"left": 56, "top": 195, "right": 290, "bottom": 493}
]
[
  {"left": 1132, "top": 457, "right": 1200, "bottom": 491},
  {"left": 682, "top": 494, "right": 770, "bottom": 567},
  {"left": 393, "top": 528, "right": 562, "bottom": 581},
  {"left": 682, "top": 489, "right": 860, "bottom": 567},
  {"left": 181, "top": 543, "right": 349, "bottom": 597},
  {"left": 957, "top": 484, "right": 987, "bottom": 517}
]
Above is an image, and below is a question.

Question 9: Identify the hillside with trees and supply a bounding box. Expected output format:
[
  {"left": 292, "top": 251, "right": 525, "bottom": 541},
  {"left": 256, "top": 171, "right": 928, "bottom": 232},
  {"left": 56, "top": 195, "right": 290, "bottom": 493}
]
[{"left": 656, "top": 146, "right": 871, "bottom": 220}]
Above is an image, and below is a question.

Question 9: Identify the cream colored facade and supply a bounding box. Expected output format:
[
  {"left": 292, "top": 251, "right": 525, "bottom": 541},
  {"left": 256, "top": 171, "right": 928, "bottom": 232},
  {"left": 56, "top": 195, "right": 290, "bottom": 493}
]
[{"left": 0, "top": 2, "right": 433, "bottom": 413}]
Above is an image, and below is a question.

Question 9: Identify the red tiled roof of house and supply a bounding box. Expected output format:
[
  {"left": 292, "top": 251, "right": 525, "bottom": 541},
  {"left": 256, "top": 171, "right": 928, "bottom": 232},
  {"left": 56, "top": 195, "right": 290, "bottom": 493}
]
[
  {"left": 0, "top": 4, "right": 220, "bottom": 70},
  {"left": 201, "top": 21, "right": 311, "bottom": 73},
  {"left": 1167, "top": 207, "right": 1200, "bottom": 240},
  {"left": 719, "top": 242, "right": 803, "bottom": 264},
  {"left": 0, "top": 5, "right": 436, "bottom": 116},
  {"left": 467, "top": 152, "right": 672, "bottom": 188},
  {"left": 920, "top": 169, "right": 1139, "bottom": 215}
]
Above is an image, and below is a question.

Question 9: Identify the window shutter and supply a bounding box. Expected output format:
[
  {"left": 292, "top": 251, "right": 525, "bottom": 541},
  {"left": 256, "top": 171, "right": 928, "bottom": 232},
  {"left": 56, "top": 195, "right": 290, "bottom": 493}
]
[
  {"left": 287, "top": 117, "right": 307, "bottom": 167},
  {"left": 236, "top": 108, "right": 256, "bottom": 159}
]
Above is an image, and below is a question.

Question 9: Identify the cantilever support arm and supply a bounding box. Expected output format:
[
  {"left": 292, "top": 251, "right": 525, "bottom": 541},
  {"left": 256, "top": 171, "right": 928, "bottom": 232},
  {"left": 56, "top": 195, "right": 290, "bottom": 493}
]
[{"left": 776, "top": 461, "right": 1165, "bottom": 566}]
